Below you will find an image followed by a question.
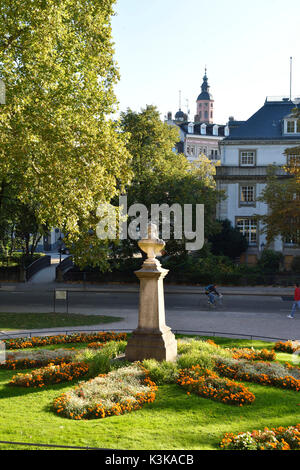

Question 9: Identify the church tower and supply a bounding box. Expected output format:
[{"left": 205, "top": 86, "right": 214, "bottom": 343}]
[{"left": 195, "top": 68, "right": 214, "bottom": 123}]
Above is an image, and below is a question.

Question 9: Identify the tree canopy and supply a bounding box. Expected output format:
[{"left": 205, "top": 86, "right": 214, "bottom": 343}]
[
  {"left": 0, "top": 0, "right": 132, "bottom": 266},
  {"left": 115, "top": 106, "right": 222, "bottom": 257}
]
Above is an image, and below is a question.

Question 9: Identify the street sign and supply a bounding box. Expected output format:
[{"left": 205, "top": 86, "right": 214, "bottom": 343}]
[
  {"left": 55, "top": 290, "right": 67, "bottom": 300},
  {"left": 54, "top": 289, "right": 69, "bottom": 313}
]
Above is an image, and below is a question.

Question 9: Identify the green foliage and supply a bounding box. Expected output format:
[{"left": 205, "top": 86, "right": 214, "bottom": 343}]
[
  {"left": 208, "top": 219, "right": 248, "bottom": 259},
  {"left": 76, "top": 341, "right": 126, "bottom": 376},
  {"left": 176, "top": 351, "right": 215, "bottom": 371},
  {"left": 176, "top": 339, "right": 231, "bottom": 371},
  {"left": 256, "top": 165, "right": 300, "bottom": 244},
  {"left": 257, "top": 249, "right": 283, "bottom": 272},
  {"left": 117, "top": 106, "right": 222, "bottom": 257},
  {"left": 0, "top": 0, "right": 132, "bottom": 266},
  {"left": 291, "top": 255, "right": 300, "bottom": 273},
  {"left": 141, "top": 359, "right": 179, "bottom": 385}
]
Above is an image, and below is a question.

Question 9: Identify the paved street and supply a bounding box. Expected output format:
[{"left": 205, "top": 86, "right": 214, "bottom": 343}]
[{"left": 0, "top": 282, "right": 299, "bottom": 341}]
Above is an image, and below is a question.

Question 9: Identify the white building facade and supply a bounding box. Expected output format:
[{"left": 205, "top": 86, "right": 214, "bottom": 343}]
[{"left": 216, "top": 97, "right": 300, "bottom": 266}]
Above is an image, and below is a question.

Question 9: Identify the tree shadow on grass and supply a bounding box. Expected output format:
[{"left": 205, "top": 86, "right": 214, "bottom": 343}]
[
  {"left": 0, "top": 374, "right": 89, "bottom": 399},
  {"left": 143, "top": 383, "right": 300, "bottom": 424}
]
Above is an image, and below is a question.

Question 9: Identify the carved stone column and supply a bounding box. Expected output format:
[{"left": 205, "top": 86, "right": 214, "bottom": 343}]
[{"left": 125, "top": 224, "right": 177, "bottom": 362}]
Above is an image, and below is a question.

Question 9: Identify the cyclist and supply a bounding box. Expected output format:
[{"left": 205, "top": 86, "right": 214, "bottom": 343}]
[{"left": 205, "top": 284, "right": 222, "bottom": 306}]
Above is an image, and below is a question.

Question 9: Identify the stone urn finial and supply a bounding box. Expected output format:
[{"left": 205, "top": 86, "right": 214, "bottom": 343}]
[{"left": 138, "top": 222, "right": 165, "bottom": 264}]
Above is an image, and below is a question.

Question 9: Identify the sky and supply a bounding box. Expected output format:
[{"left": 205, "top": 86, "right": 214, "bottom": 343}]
[{"left": 111, "top": 0, "right": 300, "bottom": 124}]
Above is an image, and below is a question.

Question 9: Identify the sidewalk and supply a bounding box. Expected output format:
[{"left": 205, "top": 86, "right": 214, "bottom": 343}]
[{"left": 0, "top": 280, "right": 295, "bottom": 296}]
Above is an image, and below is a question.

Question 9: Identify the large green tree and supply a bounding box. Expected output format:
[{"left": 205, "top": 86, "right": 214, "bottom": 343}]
[
  {"left": 0, "top": 0, "right": 131, "bottom": 267},
  {"left": 256, "top": 165, "right": 300, "bottom": 244},
  {"left": 115, "top": 105, "right": 222, "bottom": 258}
]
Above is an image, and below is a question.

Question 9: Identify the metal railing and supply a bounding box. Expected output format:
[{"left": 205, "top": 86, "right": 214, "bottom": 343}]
[
  {"left": 0, "top": 327, "right": 294, "bottom": 343},
  {"left": 26, "top": 255, "right": 51, "bottom": 281},
  {"left": 0, "top": 440, "right": 113, "bottom": 450}
]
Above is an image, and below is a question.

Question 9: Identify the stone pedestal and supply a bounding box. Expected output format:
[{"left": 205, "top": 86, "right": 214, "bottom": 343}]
[{"left": 125, "top": 256, "right": 177, "bottom": 362}]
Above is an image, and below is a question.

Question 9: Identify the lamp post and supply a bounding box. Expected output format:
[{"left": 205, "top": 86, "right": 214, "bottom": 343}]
[
  {"left": 260, "top": 242, "right": 265, "bottom": 260},
  {"left": 57, "top": 235, "right": 63, "bottom": 264}
]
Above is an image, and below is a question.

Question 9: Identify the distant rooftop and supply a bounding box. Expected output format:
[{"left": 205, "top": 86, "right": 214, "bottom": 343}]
[
  {"left": 224, "top": 98, "right": 300, "bottom": 141},
  {"left": 265, "top": 96, "right": 300, "bottom": 104}
]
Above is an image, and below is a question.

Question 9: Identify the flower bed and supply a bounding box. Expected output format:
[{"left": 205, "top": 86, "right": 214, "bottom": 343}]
[
  {"left": 274, "top": 341, "right": 300, "bottom": 354},
  {"left": 87, "top": 342, "right": 106, "bottom": 350},
  {"left": 177, "top": 365, "right": 255, "bottom": 406},
  {"left": 9, "top": 362, "right": 89, "bottom": 388},
  {"left": 215, "top": 357, "right": 300, "bottom": 391},
  {"left": 230, "top": 347, "right": 276, "bottom": 361},
  {"left": 0, "top": 349, "right": 76, "bottom": 370},
  {"left": 220, "top": 424, "right": 300, "bottom": 450},
  {"left": 53, "top": 365, "right": 157, "bottom": 420},
  {"left": 4, "top": 331, "right": 127, "bottom": 350}
]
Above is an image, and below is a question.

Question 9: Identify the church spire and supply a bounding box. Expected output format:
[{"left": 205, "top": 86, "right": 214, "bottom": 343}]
[{"left": 195, "top": 67, "right": 214, "bottom": 124}]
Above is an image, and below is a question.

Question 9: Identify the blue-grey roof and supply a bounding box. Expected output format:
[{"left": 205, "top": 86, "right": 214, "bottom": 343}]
[
  {"left": 225, "top": 99, "right": 300, "bottom": 141},
  {"left": 179, "top": 122, "right": 226, "bottom": 137},
  {"left": 197, "top": 91, "right": 212, "bottom": 101},
  {"left": 175, "top": 109, "right": 185, "bottom": 119}
]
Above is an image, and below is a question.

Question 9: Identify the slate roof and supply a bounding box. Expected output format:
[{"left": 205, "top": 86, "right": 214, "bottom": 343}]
[
  {"left": 197, "top": 91, "right": 212, "bottom": 101},
  {"left": 179, "top": 122, "right": 226, "bottom": 137},
  {"left": 225, "top": 99, "right": 300, "bottom": 141}
]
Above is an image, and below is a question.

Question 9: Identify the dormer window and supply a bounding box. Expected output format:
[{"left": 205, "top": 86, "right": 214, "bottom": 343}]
[
  {"left": 213, "top": 124, "right": 218, "bottom": 136},
  {"left": 284, "top": 118, "right": 300, "bottom": 134},
  {"left": 188, "top": 123, "right": 194, "bottom": 134},
  {"left": 200, "top": 123, "right": 206, "bottom": 135}
]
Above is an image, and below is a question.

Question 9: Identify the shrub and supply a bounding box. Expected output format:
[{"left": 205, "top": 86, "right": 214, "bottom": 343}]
[
  {"left": 177, "top": 365, "right": 255, "bottom": 406},
  {"left": 0, "top": 348, "right": 76, "bottom": 370},
  {"left": 53, "top": 365, "right": 157, "bottom": 420},
  {"left": 215, "top": 357, "right": 300, "bottom": 391},
  {"left": 291, "top": 256, "right": 300, "bottom": 273},
  {"left": 141, "top": 359, "right": 179, "bottom": 385},
  {"left": 274, "top": 341, "right": 300, "bottom": 354},
  {"left": 220, "top": 424, "right": 300, "bottom": 450},
  {"left": 9, "top": 362, "right": 89, "bottom": 388},
  {"left": 76, "top": 341, "right": 127, "bottom": 377},
  {"left": 257, "top": 249, "right": 283, "bottom": 273},
  {"left": 177, "top": 351, "right": 215, "bottom": 371},
  {"left": 230, "top": 347, "right": 276, "bottom": 361}
]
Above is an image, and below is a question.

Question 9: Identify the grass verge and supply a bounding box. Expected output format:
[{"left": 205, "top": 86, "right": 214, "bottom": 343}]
[{"left": 0, "top": 312, "right": 123, "bottom": 331}]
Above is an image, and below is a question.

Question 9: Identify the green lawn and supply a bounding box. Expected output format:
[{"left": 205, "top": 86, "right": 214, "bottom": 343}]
[
  {"left": 0, "top": 336, "right": 299, "bottom": 450},
  {"left": 0, "top": 312, "right": 123, "bottom": 331}
]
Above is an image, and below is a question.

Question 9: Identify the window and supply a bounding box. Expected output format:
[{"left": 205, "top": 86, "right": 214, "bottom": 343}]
[
  {"left": 236, "top": 218, "right": 257, "bottom": 245},
  {"left": 201, "top": 124, "right": 206, "bottom": 135},
  {"left": 240, "top": 185, "right": 255, "bottom": 205},
  {"left": 287, "top": 121, "right": 295, "bottom": 133},
  {"left": 239, "top": 150, "right": 256, "bottom": 167},
  {"left": 188, "top": 123, "right": 194, "bottom": 134},
  {"left": 213, "top": 125, "right": 218, "bottom": 136},
  {"left": 284, "top": 218, "right": 300, "bottom": 245},
  {"left": 284, "top": 234, "right": 300, "bottom": 245},
  {"left": 285, "top": 119, "right": 300, "bottom": 134},
  {"left": 287, "top": 154, "right": 300, "bottom": 166}
]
